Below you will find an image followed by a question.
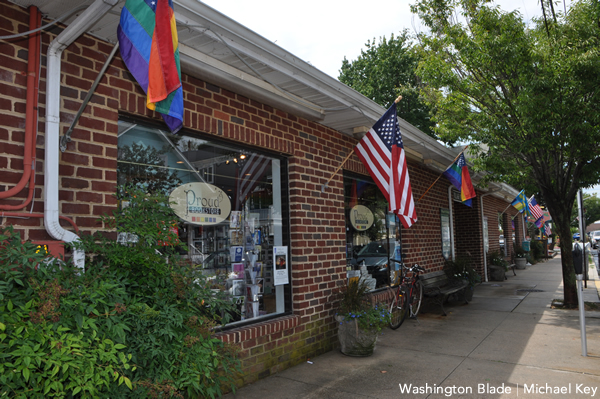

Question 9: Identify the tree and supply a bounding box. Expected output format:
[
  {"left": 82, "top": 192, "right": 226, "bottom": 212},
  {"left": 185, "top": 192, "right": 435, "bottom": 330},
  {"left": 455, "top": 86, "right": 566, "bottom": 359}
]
[
  {"left": 117, "top": 142, "right": 182, "bottom": 198},
  {"left": 338, "top": 30, "right": 436, "bottom": 138},
  {"left": 412, "top": 0, "right": 600, "bottom": 306}
]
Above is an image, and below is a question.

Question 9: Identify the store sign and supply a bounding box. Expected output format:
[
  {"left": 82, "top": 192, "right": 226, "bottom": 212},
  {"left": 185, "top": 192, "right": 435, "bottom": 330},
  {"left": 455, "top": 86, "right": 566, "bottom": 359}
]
[
  {"left": 349, "top": 205, "right": 374, "bottom": 231},
  {"left": 169, "top": 182, "right": 231, "bottom": 225}
]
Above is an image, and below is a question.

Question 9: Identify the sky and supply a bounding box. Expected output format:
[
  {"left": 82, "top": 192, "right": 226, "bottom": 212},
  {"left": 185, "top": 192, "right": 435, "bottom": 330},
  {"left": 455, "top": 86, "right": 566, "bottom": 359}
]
[
  {"left": 200, "top": 0, "right": 547, "bottom": 80},
  {"left": 199, "top": 0, "right": 598, "bottom": 197}
]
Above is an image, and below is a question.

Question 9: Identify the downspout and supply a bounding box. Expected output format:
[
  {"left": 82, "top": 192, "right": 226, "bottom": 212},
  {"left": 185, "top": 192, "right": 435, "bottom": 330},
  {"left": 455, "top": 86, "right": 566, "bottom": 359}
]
[
  {"left": 44, "top": 0, "right": 118, "bottom": 269},
  {"left": 448, "top": 185, "right": 455, "bottom": 261},
  {"left": 0, "top": 6, "right": 40, "bottom": 207},
  {"left": 480, "top": 189, "right": 502, "bottom": 282}
]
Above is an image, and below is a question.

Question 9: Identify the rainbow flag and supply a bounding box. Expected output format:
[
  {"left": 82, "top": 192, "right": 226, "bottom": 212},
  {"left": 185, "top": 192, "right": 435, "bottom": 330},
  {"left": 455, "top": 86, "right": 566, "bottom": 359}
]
[
  {"left": 117, "top": 0, "right": 183, "bottom": 133},
  {"left": 443, "top": 153, "right": 476, "bottom": 206}
]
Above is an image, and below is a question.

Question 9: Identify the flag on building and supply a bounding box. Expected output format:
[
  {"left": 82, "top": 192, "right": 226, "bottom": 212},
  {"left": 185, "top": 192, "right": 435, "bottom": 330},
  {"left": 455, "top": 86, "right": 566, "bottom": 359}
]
[
  {"left": 528, "top": 196, "right": 544, "bottom": 221},
  {"left": 118, "top": 0, "right": 184, "bottom": 133},
  {"left": 443, "top": 152, "right": 476, "bottom": 207},
  {"left": 545, "top": 222, "right": 552, "bottom": 236},
  {"left": 534, "top": 216, "right": 543, "bottom": 228},
  {"left": 354, "top": 103, "right": 417, "bottom": 228},
  {"left": 511, "top": 190, "right": 529, "bottom": 215}
]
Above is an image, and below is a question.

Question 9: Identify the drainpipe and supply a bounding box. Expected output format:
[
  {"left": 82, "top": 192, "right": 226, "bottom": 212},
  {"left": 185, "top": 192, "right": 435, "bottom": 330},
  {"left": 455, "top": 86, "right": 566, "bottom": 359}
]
[
  {"left": 0, "top": 6, "right": 40, "bottom": 208},
  {"left": 480, "top": 189, "right": 502, "bottom": 282},
  {"left": 448, "top": 185, "right": 455, "bottom": 261},
  {"left": 44, "top": 0, "right": 118, "bottom": 269}
]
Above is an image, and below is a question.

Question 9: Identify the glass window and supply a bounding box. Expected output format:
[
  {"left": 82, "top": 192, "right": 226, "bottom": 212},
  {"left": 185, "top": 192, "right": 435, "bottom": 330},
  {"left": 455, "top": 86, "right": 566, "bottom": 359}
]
[
  {"left": 344, "top": 172, "right": 397, "bottom": 290},
  {"left": 117, "top": 120, "right": 290, "bottom": 325}
]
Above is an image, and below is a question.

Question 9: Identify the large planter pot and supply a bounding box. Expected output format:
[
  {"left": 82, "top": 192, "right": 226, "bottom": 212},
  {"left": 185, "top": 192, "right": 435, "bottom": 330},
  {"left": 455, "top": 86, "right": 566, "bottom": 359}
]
[
  {"left": 336, "top": 315, "right": 378, "bottom": 357},
  {"left": 489, "top": 265, "right": 505, "bottom": 281},
  {"left": 464, "top": 285, "right": 474, "bottom": 301},
  {"left": 515, "top": 257, "right": 527, "bottom": 269}
]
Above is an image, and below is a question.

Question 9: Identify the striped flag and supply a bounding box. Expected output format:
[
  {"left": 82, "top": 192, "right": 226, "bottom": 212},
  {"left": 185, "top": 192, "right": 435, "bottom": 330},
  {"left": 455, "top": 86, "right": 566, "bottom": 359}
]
[
  {"left": 354, "top": 103, "right": 417, "bottom": 228},
  {"left": 511, "top": 190, "right": 529, "bottom": 215},
  {"left": 528, "top": 196, "right": 544, "bottom": 221},
  {"left": 443, "top": 152, "right": 476, "bottom": 207},
  {"left": 117, "top": 0, "right": 183, "bottom": 133},
  {"left": 235, "top": 154, "right": 271, "bottom": 210}
]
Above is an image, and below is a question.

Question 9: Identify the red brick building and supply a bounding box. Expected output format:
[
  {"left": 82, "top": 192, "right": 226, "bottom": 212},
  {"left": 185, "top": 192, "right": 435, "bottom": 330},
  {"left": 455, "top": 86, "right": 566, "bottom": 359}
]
[{"left": 0, "top": 0, "right": 522, "bottom": 385}]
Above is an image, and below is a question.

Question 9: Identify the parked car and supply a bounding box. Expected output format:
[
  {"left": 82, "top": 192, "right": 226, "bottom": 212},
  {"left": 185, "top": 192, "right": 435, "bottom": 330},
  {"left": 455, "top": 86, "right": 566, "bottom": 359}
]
[
  {"left": 349, "top": 240, "right": 395, "bottom": 287},
  {"left": 590, "top": 230, "right": 600, "bottom": 249}
]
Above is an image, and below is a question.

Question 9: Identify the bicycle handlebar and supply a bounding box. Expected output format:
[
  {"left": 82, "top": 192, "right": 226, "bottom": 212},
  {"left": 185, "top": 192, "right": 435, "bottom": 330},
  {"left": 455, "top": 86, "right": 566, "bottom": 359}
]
[{"left": 387, "top": 258, "right": 425, "bottom": 273}]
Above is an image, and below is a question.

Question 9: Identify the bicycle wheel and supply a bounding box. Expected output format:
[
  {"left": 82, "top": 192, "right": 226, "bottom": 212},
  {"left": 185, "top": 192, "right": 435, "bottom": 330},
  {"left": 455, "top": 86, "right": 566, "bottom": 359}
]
[
  {"left": 389, "top": 285, "right": 409, "bottom": 329},
  {"left": 408, "top": 280, "right": 423, "bottom": 318}
]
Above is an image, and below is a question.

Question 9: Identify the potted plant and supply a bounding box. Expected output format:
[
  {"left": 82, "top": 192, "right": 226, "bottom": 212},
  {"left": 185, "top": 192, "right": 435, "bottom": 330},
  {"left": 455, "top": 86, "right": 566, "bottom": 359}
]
[
  {"left": 487, "top": 251, "right": 509, "bottom": 281},
  {"left": 446, "top": 256, "right": 480, "bottom": 300},
  {"left": 335, "top": 279, "right": 391, "bottom": 357},
  {"left": 514, "top": 245, "right": 527, "bottom": 269}
]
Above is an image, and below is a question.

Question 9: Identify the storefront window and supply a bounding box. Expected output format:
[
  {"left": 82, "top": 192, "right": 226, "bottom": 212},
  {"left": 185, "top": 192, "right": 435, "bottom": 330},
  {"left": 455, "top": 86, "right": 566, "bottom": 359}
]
[
  {"left": 344, "top": 173, "right": 397, "bottom": 290},
  {"left": 117, "top": 120, "right": 290, "bottom": 325}
]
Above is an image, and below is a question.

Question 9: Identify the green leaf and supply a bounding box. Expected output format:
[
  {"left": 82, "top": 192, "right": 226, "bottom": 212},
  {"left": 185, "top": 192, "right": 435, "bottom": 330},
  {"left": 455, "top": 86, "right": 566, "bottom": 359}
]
[
  {"left": 7, "top": 300, "right": 13, "bottom": 311},
  {"left": 75, "top": 313, "right": 83, "bottom": 330},
  {"left": 22, "top": 367, "right": 30, "bottom": 382},
  {"left": 124, "top": 376, "right": 133, "bottom": 390}
]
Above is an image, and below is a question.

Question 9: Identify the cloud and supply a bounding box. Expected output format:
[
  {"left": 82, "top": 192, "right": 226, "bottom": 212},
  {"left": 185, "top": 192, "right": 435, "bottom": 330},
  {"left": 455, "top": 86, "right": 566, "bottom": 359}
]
[{"left": 200, "top": 0, "right": 550, "bottom": 79}]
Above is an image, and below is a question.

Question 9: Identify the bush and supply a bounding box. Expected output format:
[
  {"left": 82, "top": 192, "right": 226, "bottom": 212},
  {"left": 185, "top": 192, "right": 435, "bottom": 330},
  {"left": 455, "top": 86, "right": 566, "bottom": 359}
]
[
  {"left": 335, "top": 279, "right": 390, "bottom": 332},
  {"left": 445, "top": 255, "right": 481, "bottom": 288},
  {"left": 0, "top": 189, "right": 241, "bottom": 398},
  {"left": 530, "top": 240, "right": 544, "bottom": 262}
]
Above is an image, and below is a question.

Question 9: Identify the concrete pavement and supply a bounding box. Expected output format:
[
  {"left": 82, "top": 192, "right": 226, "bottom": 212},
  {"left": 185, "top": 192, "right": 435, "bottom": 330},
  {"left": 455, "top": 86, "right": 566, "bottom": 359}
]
[{"left": 224, "top": 255, "right": 600, "bottom": 398}]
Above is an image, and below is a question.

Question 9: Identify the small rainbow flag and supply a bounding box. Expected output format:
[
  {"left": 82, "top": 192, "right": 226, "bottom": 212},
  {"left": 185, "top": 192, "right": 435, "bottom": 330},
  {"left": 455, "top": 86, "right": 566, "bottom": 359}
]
[{"left": 443, "top": 153, "right": 476, "bottom": 206}]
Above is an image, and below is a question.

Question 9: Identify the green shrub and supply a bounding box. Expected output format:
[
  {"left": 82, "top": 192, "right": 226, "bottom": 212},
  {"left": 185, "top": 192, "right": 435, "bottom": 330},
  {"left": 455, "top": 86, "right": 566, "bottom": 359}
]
[
  {"left": 0, "top": 227, "right": 133, "bottom": 398},
  {"left": 530, "top": 240, "right": 544, "bottom": 262},
  {"left": 445, "top": 255, "right": 481, "bottom": 287},
  {"left": 335, "top": 279, "right": 390, "bottom": 332},
  {"left": 1, "top": 188, "right": 241, "bottom": 398}
]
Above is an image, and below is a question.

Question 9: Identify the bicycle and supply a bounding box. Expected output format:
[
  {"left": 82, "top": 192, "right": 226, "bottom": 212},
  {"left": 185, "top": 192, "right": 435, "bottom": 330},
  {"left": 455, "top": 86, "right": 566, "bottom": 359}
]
[{"left": 388, "top": 259, "right": 425, "bottom": 329}]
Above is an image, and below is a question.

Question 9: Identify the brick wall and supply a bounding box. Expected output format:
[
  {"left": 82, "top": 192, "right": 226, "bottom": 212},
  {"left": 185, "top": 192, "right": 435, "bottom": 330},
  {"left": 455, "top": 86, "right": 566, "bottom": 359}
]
[{"left": 0, "top": 0, "right": 518, "bottom": 388}]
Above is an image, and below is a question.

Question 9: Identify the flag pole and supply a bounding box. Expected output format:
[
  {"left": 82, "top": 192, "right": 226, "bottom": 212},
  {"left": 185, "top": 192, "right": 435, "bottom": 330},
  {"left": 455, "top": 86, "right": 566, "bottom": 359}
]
[
  {"left": 320, "top": 95, "right": 403, "bottom": 193},
  {"left": 320, "top": 151, "right": 354, "bottom": 193},
  {"left": 417, "top": 145, "right": 469, "bottom": 202},
  {"left": 500, "top": 203, "right": 513, "bottom": 215}
]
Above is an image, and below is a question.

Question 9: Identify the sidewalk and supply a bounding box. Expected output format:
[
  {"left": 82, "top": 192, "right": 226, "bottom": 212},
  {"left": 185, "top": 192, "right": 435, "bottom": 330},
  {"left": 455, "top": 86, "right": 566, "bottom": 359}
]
[{"left": 224, "top": 256, "right": 600, "bottom": 398}]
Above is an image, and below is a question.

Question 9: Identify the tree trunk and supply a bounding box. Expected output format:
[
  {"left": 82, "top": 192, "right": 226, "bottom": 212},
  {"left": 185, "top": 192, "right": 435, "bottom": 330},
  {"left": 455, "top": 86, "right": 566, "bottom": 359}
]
[{"left": 552, "top": 214, "right": 578, "bottom": 307}]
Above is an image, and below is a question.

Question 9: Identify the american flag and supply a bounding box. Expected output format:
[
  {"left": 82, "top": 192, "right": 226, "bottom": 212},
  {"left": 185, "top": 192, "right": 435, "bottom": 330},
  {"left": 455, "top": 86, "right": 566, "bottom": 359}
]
[
  {"left": 354, "top": 103, "right": 417, "bottom": 228},
  {"left": 235, "top": 154, "right": 271, "bottom": 210},
  {"left": 528, "top": 196, "right": 544, "bottom": 221}
]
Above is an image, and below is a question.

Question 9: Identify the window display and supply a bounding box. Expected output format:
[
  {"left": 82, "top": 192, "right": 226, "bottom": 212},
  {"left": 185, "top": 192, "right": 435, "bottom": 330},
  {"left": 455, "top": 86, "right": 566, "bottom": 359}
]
[
  {"left": 344, "top": 173, "right": 397, "bottom": 290},
  {"left": 117, "top": 120, "right": 290, "bottom": 325}
]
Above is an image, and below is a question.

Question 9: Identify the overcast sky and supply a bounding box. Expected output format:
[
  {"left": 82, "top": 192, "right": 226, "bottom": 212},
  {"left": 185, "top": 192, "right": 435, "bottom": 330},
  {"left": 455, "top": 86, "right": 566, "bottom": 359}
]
[
  {"left": 200, "top": 0, "right": 547, "bottom": 80},
  {"left": 198, "top": 0, "right": 598, "bottom": 197}
]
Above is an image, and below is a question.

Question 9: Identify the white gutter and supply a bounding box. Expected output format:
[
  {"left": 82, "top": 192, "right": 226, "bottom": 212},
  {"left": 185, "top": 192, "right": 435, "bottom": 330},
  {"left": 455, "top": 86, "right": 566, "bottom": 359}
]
[
  {"left": 448, "top": 185, "right": 456, "bottom": 262},
  {"left": 44, "top": 0, "right": 118, "bottom": 269}
]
